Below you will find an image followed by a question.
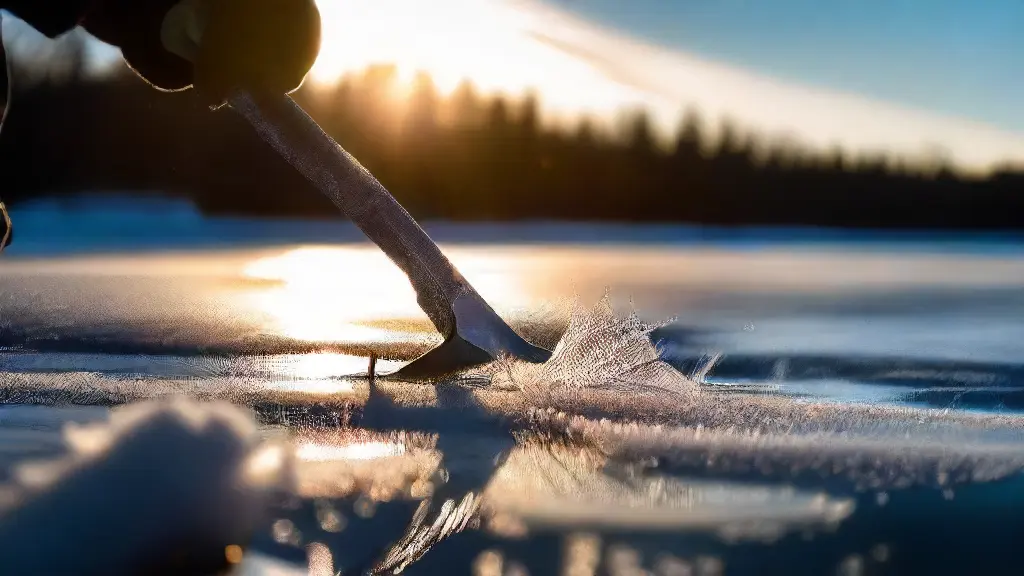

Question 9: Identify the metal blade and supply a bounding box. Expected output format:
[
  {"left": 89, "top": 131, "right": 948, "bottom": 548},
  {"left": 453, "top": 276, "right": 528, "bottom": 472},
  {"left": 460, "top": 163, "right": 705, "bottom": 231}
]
[{"left": 227, "top": 91, "right": 551, "bottom": 377}]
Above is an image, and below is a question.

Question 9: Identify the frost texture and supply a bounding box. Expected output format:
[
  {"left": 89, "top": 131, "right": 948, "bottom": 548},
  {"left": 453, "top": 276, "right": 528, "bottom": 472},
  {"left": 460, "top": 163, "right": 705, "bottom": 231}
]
[{"left": 478, "top": 295, "right": 698, "bottom": 398}]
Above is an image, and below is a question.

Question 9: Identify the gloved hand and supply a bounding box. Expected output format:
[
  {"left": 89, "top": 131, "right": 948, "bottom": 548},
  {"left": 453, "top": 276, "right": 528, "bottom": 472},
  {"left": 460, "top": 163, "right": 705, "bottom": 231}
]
[{"left": 82, "top": 0, "right": 322, "bottom": 108}]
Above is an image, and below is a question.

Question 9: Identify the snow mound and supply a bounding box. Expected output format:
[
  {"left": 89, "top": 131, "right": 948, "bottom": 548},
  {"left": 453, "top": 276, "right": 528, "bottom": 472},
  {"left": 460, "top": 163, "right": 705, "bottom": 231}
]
[{"left": 0, "top": 397, "right": 294, "bottom": 575}]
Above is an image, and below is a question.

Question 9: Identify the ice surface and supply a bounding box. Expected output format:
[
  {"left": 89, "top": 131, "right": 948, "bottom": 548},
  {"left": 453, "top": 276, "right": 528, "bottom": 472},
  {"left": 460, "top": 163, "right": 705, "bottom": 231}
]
[{"left": 4, "top": 211, "right": 1024, "bottom": 572}]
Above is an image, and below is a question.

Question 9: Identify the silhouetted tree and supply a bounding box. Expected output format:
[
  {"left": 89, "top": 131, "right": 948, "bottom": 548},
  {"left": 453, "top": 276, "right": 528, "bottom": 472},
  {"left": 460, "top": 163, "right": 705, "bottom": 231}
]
[{"left": 2, "top": 55, "right": 1024, "bottom": 231}]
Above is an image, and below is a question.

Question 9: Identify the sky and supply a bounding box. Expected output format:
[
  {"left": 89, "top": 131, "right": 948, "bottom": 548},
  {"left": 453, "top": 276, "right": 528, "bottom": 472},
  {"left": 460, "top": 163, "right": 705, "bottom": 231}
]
[
  {"left": 306, "top": 0, "right": 1024, "bottom": 172},
  {"left": 555, "top": 0, "right": 1024, "bottom": 132},
  {"left": 3, "top": 0, "right": 1023, "bottom": 173}
]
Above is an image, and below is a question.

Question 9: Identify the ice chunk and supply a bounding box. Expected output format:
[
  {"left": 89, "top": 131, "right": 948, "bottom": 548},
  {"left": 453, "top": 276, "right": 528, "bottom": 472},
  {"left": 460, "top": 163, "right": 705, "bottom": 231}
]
[{"left": 480, "top": 295, "right": 698, "bottom": 400}]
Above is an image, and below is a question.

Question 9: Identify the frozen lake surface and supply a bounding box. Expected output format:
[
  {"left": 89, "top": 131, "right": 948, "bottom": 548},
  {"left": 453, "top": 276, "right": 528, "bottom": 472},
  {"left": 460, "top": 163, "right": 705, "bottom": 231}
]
[{"left": 2, "top": 197, "right": 1024, "bottom": 574}]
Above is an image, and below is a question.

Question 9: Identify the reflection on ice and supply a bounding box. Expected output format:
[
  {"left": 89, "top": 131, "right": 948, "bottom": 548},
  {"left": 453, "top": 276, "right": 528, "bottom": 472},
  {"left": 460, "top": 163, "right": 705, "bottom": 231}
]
[
  {"left": 286, "top": 424, "right": 862, "bottom": 574},
  {"left": 262, "top": 379, "right": 356, "bottom": 395},
  {"left": 244, "top": 353, "right": 401, "bottom": 395},
  {"left": 297, "top": 441, "right": 407, "bottom": 462},
  {"left": 281, "top": 353, "right": 376, "bottom": 379},
  {"left": 482, "top": 441, "right": 854, "bottom": 539},
  {"left": 290, "top": 427, "right": 858, "bottom": 563},
  {"left": 705, "top": 377, "right": 921, "bottom": 407},
  {"left": 243, "top": 246, "right": 526, "bottom": 344}
]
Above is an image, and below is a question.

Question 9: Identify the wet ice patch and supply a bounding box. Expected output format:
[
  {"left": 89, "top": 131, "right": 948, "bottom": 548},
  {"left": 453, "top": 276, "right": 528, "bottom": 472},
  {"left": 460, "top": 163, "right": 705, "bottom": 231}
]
[
  {"left": 0, "top": 397, "right": 294, "bottom": 575},
  {"left": 483, "top": 440, "right": 855, "bottom": 540}
]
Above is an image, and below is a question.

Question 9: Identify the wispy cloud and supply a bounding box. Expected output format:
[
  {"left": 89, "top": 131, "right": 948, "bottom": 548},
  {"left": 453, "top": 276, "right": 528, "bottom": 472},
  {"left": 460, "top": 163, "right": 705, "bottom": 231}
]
[{"left": 512, "top": 0, "right": 1024, "bottom": 172}]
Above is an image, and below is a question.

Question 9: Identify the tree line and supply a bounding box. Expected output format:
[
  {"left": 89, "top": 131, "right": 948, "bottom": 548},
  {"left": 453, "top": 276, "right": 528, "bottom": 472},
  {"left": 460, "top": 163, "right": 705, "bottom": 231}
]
[{"left": 2, "top": 49, "right": 1023, "bottom": 229}]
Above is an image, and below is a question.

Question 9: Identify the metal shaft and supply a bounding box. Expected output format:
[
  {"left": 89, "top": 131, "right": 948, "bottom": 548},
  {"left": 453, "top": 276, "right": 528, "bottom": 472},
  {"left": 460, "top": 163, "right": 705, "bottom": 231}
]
[
  {"left": 229, "top": 90, "right": 474, "bottom": 336},
  {"left": 228, "top": 91, "right": 549, "bottom": 371}
]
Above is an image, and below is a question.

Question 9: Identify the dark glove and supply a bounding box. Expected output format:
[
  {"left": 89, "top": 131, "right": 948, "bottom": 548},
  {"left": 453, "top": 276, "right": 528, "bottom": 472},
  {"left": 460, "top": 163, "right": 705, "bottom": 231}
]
[
  {"left": 191, "top": 0, "right": 322, "bottom": 107},
  {"left": 83, "top": 0, "right": 321, "bottom": 107},
  {"left": 78, "top": 0, "right": 193, "bottom": 92}
]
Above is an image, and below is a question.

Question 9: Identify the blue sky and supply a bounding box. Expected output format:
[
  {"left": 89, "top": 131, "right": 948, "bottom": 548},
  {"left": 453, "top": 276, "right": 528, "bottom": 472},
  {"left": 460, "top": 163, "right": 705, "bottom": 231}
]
[{"left": 552, "top": 0, "right": 1024, "bottom": 131}]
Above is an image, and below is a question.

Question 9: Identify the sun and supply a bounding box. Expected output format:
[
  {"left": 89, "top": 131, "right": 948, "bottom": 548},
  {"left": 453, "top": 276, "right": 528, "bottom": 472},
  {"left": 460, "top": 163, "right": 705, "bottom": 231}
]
[
  {"left": 310, "top": 0, "right": 531, "bottom": 93},
  {"left": 308, "top": 0, "right": 647, "bottom": 115}
]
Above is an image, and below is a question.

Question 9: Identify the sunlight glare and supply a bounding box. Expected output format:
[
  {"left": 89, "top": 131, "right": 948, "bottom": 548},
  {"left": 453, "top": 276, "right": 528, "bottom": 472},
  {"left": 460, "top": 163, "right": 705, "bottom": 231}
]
[
  {"left": 245, "top": 444, "right": 286, "bottom": 479},
  {"left": 298, "top": 441, "right": 407, "bottom": 462},
  {"left": 243, "top": 246, "right": 524, "bottom": 344},
  {"left": 259, "top": 353, "right": 402, "bottom": 393},
  {"left": 245, "top": 246, "right": 423, "bottom": 343},
  {"left": 309, "top": 0, "right": 1024, "bottom": 172},
  {"left": 311, "top": 0, "right": 648, "bottom": 116},
  {"left": 284, "top": 353, "right": 378, "bottom": 379},
  {"left": 264, "top": 379, "right": 356, "bottom": 395}
]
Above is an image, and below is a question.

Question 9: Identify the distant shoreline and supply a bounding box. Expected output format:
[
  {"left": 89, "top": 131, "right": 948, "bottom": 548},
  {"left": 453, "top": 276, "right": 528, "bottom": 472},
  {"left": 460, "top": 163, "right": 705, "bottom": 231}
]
[
  {"left": 11, "top": 192, "right": 1024, "bottom": 238},
  {"left": 7, "top": 194, "right": 1024, "bottom": 260},
  {"left": 4, "top": 66, "right": 1024, "bottom": 234}
]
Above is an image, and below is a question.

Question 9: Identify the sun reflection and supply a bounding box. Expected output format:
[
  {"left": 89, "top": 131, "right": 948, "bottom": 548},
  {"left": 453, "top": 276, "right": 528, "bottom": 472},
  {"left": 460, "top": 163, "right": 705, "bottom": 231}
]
[
  {"left": 257, "top": 353, "right": 416, "bottom": 393},
  {"left": 263, "top": 379, "right": 356, "bottom": 395},
  {"left": 298, "top": 441, "right": 408, "bottom": 462},
  {"left": 284, "top": 353, "right": 378, "bottom": 379},
  {"left": 243, "top": 245, "right": 523, "bottom": 344},
  {"left": 245, "top": 443, "right": 287, "bottom": 479}
]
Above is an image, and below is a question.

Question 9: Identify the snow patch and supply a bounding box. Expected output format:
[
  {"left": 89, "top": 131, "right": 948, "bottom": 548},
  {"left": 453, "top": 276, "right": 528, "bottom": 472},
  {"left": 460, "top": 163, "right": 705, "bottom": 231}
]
[{"left": 0, "top": 397, "right": 294, "bottom": 575}]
